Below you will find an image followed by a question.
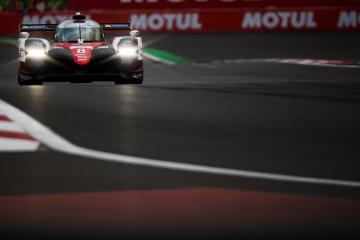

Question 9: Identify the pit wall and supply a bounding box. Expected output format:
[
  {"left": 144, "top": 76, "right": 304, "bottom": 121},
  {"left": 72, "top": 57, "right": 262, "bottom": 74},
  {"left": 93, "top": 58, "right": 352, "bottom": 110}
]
[{"left": 2, "top": 7, "right": 360, "bottom": 35}]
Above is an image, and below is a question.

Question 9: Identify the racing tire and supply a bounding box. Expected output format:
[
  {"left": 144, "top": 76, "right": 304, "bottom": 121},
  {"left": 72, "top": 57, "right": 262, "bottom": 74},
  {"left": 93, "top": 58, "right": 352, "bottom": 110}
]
[
  {"left": 115, "top": 78, "right": 143, "bottom": 85},
  {"left": 115, "top": 74, "right": 143, "bottom": 85},
  {"left": 18, "top": 73, "right": 43, "bottom": 86}
]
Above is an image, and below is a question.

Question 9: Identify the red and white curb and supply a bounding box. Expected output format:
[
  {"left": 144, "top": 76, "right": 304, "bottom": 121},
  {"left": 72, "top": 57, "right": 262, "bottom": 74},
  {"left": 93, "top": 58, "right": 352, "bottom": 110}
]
[
  {"left": 213, "top": 59, "right": 360, "bottom": 68},
  {"left": 1, "top": 98, "right": 360, "bottom": 188},
  {"left": 0, "top": 112, "right": 39, "bottom": 152}
]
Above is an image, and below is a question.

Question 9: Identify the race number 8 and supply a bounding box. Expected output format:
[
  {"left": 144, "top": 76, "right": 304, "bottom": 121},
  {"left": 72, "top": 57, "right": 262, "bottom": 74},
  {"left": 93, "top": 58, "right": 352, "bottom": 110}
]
[{"left": 77, "top": 48, "right": 86, "bottom": 54}]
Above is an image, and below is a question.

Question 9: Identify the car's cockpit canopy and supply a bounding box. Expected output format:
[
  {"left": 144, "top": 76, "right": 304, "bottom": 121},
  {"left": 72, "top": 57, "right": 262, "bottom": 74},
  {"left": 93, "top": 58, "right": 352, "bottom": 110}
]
[{"left": 54, "top": 20, "right": 104, "bottom": 43}]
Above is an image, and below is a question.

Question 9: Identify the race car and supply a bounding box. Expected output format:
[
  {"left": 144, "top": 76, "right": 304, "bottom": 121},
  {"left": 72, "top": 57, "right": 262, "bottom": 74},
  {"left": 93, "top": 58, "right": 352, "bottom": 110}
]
[{"left": 18, "top": 12, "right": 143, "bottom": 85}]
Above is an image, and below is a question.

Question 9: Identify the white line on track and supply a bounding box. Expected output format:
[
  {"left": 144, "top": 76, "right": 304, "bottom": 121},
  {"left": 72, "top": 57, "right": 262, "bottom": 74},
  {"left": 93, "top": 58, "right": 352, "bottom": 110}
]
[
  {"left": 0, "top": 110, "right": 40, "bottom": 152},
  {"left": 0, "top": 121, "right": 24, "bottom": 132},
  {"left": 0, "top": 138, "right": 39, "bottom": 152},
  {"left": 1, "top": 98, "right": 360, "bottom": 188},
  {"left": 213, "top": 58, "right": 360, "bottom": 68}
]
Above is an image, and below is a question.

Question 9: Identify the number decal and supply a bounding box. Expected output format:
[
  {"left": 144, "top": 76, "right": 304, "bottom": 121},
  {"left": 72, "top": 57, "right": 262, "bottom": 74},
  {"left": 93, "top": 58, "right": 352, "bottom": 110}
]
[{"left": 77, "top": 48, "right": 86, "bottom": 54}]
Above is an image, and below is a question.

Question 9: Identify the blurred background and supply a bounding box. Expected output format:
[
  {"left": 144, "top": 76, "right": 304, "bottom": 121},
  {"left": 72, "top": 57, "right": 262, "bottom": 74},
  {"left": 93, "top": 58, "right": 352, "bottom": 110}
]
[{"left": 1, "top": 1, "right": 360, "bottom": 239}]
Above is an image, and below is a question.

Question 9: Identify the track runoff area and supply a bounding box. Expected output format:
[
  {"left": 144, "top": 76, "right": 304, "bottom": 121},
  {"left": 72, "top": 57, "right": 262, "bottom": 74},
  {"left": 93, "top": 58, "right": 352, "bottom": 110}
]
[{"left": 1, "top": 32, "right": 360, "bottom": 238}]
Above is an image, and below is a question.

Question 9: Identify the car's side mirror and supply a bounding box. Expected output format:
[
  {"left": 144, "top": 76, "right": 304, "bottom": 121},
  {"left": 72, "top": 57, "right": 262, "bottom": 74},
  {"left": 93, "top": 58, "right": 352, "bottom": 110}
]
[
  {"left": 130, "top": 30, "right": 140, "bottom": 38},
  {"left": 19, "top": 32, "right": 30, "bottom": 39}
]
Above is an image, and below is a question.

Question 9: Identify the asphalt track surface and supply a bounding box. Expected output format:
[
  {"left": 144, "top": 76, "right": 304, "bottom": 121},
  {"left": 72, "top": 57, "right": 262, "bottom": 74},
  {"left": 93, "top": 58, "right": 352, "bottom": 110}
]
[{"left": 1, "top": 32, "right": 360, "bottom": 239}]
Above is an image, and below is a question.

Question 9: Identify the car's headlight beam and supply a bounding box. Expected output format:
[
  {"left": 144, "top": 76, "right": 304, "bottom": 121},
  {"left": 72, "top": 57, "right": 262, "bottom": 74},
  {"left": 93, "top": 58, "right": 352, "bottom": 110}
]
[
  {"left": 118, "top": 46, "right": 138, "bottom": 59},
  {"left": 27, "top": 48, "right": 46, "bottom": 59}
]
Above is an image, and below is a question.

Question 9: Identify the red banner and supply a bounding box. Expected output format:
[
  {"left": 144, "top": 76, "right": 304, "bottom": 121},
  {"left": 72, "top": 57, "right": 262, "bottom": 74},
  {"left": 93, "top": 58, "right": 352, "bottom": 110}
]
[
  {"left": 6, "top": 7, "right": 360, "bottom": 34},
  {"left": 69, "top": 0, "right": 360, "bottom": 9},
  {"left": 93, "top": 8, "right": 360, "bottom": 32},
  {"left": 0, "top": 13, "right": 21, "bottom": 35}
]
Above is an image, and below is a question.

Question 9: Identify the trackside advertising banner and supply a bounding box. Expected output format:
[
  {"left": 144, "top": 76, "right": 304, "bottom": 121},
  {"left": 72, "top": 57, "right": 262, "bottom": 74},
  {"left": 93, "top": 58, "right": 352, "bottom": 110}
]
[
  {"left": 68, "top": 0, "right": 360, "bottom": 9},
  {"left": 0, "top": 13, "right": 20, "bottom": 34},
  {"left": 17, "top": 8, "right": 360, "bottom": 33}
]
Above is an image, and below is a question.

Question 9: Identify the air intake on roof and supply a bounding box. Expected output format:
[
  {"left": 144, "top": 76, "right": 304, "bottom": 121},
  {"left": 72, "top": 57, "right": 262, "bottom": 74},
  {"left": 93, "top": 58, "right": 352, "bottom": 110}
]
[{"left": 73, "top": 12, "right": 86, "bottom": 21}]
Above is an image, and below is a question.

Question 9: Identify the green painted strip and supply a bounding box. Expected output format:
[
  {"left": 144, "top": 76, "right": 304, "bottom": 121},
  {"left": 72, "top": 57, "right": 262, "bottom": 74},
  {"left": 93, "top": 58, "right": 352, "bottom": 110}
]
[
  {"left": 0, "top": 36, "right": 17, "bottom": 46},
  {"left": 144, "top": 47, "right": 192, "bottom": 64}
]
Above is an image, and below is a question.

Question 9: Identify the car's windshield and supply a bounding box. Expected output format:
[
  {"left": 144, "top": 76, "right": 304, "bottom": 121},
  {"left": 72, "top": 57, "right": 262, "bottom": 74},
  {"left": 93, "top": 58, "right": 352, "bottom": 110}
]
[{"left": 54, "top": 26, "right": 104, "bottom": 43}]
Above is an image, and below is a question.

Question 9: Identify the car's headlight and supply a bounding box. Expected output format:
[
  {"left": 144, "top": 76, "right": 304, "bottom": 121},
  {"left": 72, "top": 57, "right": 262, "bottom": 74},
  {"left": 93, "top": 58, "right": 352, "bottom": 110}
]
[
  {"left": 118, "top": 46, "right": 137, "bottom": 58},
  {"left": 27, "top": 48, "right": 46, "bottom": 59}
]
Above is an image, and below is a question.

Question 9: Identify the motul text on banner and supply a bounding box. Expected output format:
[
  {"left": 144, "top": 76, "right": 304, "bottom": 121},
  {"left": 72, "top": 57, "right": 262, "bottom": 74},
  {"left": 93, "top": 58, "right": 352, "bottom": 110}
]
[{"left": 19, "top": 8, "right": 360, "bottom": 32}]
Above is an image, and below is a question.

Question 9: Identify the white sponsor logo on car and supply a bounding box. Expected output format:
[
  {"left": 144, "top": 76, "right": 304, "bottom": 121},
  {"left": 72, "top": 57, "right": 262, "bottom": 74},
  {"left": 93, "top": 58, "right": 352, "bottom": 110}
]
[{"left": 242, "top": 11, "right": 317, "bottom": 29}]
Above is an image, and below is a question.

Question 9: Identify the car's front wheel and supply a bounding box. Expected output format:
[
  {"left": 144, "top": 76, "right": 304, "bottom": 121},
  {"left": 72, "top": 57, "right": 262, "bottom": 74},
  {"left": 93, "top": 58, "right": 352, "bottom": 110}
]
[
  {"left": 18, "top": 73, "right": 43, "bottom": 86},
  {"left": 114, "top": 72, "right": 143, "bottom": 85}
]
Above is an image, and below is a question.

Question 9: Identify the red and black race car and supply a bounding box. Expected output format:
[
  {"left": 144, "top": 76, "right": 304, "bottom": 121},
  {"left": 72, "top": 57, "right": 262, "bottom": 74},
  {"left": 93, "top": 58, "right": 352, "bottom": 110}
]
[{"left": 18, "top": 12, "right": 143, "bottom": 85}]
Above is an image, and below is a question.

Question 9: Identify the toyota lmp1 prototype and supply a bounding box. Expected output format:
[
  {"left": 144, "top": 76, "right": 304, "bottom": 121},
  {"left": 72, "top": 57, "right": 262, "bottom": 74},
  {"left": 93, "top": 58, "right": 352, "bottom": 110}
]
[{"left": 18, "top": 12, "right": 143, "bottom": 85}]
